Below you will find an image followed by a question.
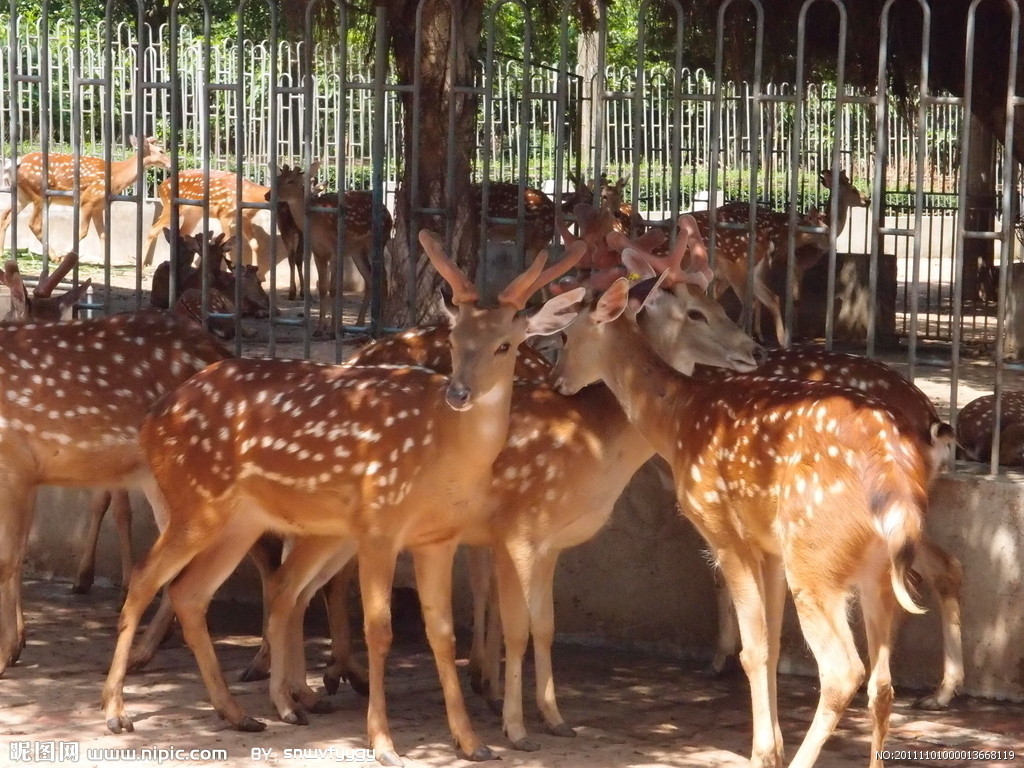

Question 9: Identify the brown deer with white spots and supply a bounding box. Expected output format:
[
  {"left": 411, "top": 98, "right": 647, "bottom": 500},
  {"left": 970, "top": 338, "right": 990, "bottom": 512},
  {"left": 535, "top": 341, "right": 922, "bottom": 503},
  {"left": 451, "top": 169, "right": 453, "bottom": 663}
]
[
  {"left": 272, "top": 163, "right": 392, "bottom": 333},
  {"left": 100, "top": 232, "right": 585, "bottom": 766},
  {"left": 0, "top": 137, "right": 171, "bottom": 257},
  {"left": 142, "top": 170, "right": 272, "bottom": 267},
  {"left": 0, "top": 254, "right": 134, "bottom": 598},
  {"left": 474, "top": 182, "right": 556, "bottom": 259},
  {"left": 552, "top": 270, "right": 932, "bottom": 768},
  {"left": 624, "top": 234, "right": 964, "bottom": 712},
  {"left": 956, "top": 391, "right": 1024, "bottom": 466},
  {"left": 0, "top": 311, "right": 230, "bottom": 676}
]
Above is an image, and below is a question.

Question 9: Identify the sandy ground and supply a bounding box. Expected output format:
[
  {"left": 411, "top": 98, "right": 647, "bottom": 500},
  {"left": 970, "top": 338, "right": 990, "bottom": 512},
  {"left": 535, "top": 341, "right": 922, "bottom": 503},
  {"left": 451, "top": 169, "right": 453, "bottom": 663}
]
[{"left": 1, "top": 579, "right": 1022, "bottom": 768}]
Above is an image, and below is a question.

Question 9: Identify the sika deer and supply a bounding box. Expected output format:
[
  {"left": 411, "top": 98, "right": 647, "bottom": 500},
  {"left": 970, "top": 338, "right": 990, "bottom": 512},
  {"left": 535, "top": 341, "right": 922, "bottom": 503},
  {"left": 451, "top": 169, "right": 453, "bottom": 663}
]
[
  {"left": 0, "top": 137, "right": 171, "bottom": 257},
  {"left": 272, "top": 163, "right": 392, "bottom": 333},
  {"left": 628, "top": 235, "right": 963, "bottom": 711},
  {"left": 0, "top": 255, "right": 133, "bottom": 596},
  {"left": 552, "top": 274, "right": 931, "bottom": 768},
  {"left": 956, "top": 391, "right": 1024, "bottom": 465},
  {"left": 0, "top": 311, "right": 230, "bottom": 676},
  {"left": 101, "top": 233, "right": 585, "bottom": 766},
  {"left": 474, "top": 182, "right": 556, "bottom": 259},
  {"left": 143, "top": 169, "right": 271, "bottom": 267}
]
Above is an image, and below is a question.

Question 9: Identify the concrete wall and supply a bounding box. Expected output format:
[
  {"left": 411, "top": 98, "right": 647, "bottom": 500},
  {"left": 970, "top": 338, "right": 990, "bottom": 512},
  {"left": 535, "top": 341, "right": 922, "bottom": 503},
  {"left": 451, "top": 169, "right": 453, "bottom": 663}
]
[{"left": 24, "top": 462, "right": 1024, "bottom": 702}]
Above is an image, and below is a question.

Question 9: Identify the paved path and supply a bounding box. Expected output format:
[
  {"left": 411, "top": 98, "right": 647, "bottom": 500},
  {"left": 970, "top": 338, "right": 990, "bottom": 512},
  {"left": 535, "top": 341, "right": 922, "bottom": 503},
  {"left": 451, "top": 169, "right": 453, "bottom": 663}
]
[{"left": 1, "top": 580, "right": 1021, "bottom": 767}]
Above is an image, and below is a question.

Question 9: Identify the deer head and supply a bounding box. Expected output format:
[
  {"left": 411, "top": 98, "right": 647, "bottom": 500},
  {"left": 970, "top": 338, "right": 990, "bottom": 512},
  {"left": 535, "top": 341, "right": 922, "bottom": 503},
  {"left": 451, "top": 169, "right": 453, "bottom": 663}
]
[{"left": 1, "top": 252, "right": 90, "bottom": 322}]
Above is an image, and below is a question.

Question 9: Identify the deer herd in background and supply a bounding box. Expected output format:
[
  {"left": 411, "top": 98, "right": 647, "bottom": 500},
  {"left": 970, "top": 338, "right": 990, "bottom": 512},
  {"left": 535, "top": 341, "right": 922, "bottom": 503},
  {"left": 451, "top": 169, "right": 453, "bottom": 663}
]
[{"left": 0, "top": 137, "right": 1013, "bottom": 767}]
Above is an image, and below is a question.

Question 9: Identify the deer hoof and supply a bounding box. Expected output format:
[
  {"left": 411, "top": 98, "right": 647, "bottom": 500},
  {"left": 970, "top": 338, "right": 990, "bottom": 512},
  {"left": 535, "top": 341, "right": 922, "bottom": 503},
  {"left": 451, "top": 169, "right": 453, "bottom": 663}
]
[
  {"left": 238, "top": 665, "right": 270, "bottom": 683},
  {"left": 378, "top": 750, "right": 404, "bottom": 767},
  {"left": 281, "top": 709, "right": 309, "bottom": 726},
  {"left": 346, "top": 670, "right": 370, "bottom": 697},
  {"left": 460, "top": 745, "right": 497, "bottom": 762},
  {"left": 71, "top": 577, "right": 92, "bottom": 594},
  {"left": 237, "top": 716, "right": 268, "bottom": 732},
  {"left": 487, "top": 697, "right": 504, "bottom": 715},
  {"left": 547, "top": 722, "right": 576, "bottom": 738},
  {"left": 470, "top": 667, "right": 485, "bottom": 695},
  {"left": 912, "top": 694, "right": 952, "bottom": 712},
  {"left": 307, "top": 698, "right": 335, "bottom": 715},
  {"left": 106, "top": 714, "right": 135, "bottom": 734},
  {"left": 322, "top": 672, "right": 340, "bottom": 695},
  {"left": 511, "top": 737, "right": 541, "bottom": 752}
]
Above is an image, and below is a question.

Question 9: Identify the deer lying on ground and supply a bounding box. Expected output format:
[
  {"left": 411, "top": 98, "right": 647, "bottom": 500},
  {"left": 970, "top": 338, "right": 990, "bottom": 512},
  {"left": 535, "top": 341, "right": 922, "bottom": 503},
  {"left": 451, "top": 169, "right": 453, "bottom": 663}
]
[
  {"left": 551, "top": 253, "right": 933, "bottom": 767},
  {"left": 0, "top": 310, "right": 230, "bottom": 676},
  {"left": 0, "top": 137, "right": 171, "bottom": 256},
  {"left": 150, "top": 230, "right": 271, "bottom": 339},
  {"left": 956, "top": 391, "right": 1024, "bottom": 466},
  {"left": 101, "top": 232, "right": 585, "bottom": 767},
  {"left": 272, "top": 163, "right": 392, "bottom": 333}
]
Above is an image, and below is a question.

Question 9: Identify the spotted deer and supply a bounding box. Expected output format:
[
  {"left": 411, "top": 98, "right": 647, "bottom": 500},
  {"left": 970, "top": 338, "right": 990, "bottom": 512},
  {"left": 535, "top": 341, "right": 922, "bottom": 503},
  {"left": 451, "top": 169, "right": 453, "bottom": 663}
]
[
  {"left": 143, "top": 170, "right": 271, "bottom": 267},
  {"left": 0, "top": 311, "right": 230, "bottom": 676},
  {"left": 552, "top": 265, "right": 932, "bottom": 767},
  {"left": 474, "top": 182, "right": 556, "bottom": 259},
  {"left": 101, "top": 232, "right": 585, "bottom": 767},
  {"left": 0, "top": 255, "right": 134, "bottom": 598},
  {"left": 272, "top": 163, "right": 392, "bottom": 333},
  {"left": 0, "top": 137, "right": 171, "bottom": 256},
  {"left": 620, "top": 232, "right": 963, "bottom": 711},
  {"left": 956, "top": 391, "right": 1024, "bottom": 466}
]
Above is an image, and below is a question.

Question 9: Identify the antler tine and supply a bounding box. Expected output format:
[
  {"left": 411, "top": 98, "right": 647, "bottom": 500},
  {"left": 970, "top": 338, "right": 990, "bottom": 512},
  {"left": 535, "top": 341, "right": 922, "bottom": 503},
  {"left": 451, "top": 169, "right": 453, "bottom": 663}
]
[
  {"left": 418, "top": 230, "right": 480, "bottom": 306},
  {"left": 674, "top": 214, "right": 713, "bottom": 290},
  {"left": 497, "top": 240, "right": 587, "bottom": 310},
  {"left": 34, "top": 252, "right": 79, "bottom": 298}
]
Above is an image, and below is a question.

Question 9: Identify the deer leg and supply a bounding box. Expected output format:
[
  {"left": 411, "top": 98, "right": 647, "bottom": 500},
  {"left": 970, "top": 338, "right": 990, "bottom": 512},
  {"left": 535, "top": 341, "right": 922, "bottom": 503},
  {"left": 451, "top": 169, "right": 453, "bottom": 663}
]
[
  {"left": 412, "top": 541, "right": 494, "bottom": 762},
  {"left": 467, "top": 545, "right": 492, "bottom": 695},
  {"left": 110, "top": 490, "right": 134, "bottom": 594},
  {"left": 73, "top": 489, "right": 113, "bottom": 594},
  {"left": 353, "top": 246, "right": 373, "bottom": 327},
  {"left": 167, "top": 516, "right": 266, "bottom": 731},
  {"left": 266, "top": 536, "right": 354, "bottom": 724},
  {"left": 530, "top": 550, "right": 574, "bottom": 739},
  {"left": 859, "top": 569, "right": 899, "bottom": 768},
  {"left": 0, "top": 475, "right": 34, "bottom": 676},
  {"left": 493, "top": 544, "right": 534, "bottom": 750},
  {"left": 763, "top": 554, "right": 787, "bottom": 756},
  {"left": 708, "top": 569, "right": 741, "bottom": 676},
  {"left": 911, "top": 539, "right": 964, "bottom": 710},
  {"left": 322, "top": 556, "right": 367, "bottom": 695},
  {"left": 314, "top": 252, "right": 332, "bottom": 337},
  {"left": 359, "top": 540, "right": 402, "bottom": 766},
  {"left": 785, "top": 582, "right": 864, "bottom": 768},
  {"left": 0, "top": 194, "right": 31, "bottom": 254},
  {"left": 482, "top": 566, "right": 503, "bottom": 706},
  {"left": 717, "top": 547, "right": 782, "bottom": 768},
  {"left": 103, "top": 523, "right": 211, "bottom": 732},
  {"left": 126, "top": 588, "right": 177, "bottom": 671},
  {"left": 751, "top": 265, "right": 787, "bottom": 347},
  {"left": 238, "top": 534, "right": 283, "bottom": 682}
]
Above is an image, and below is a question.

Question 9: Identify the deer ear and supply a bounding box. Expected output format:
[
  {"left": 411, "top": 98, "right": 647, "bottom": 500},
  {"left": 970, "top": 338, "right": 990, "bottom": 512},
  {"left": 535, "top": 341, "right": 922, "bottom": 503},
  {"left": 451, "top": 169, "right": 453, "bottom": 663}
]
[
  {"left": 58, "top": 278, "right": 92, "bottom": 320},
  {"left": 620, "top": 248, "right": 657, "bottom": 281},
  {"left": 437, "top": 284, "right": 457, "bottom": 325},
  {"left": 129, "top": 135, "right": 139, "bottom": 149},
  {"left": 3, "top": 261, "right": 28, "bottom": 320},
  {"left": 309, "top": 160, "right": 321, "bottom": 180},
  {"left": 524, "top": 287, "right": 586, "bottom": 338},
  {"left": 635, "top": 268, "right": 673, "bottom": 314},
  {"left": 592, "top": 277, "right": 631, "bottom": 324}
]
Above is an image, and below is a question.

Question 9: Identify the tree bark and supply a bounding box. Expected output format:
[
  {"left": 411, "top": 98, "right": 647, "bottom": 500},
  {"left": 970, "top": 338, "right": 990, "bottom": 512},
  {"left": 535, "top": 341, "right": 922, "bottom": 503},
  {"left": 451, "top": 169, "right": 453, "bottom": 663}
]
[
  {"left": 962, "top": 114, "right": 997, "bottom": 305},
  {"left": 383, "top": 0, "right": 484, "bottom": 326}
]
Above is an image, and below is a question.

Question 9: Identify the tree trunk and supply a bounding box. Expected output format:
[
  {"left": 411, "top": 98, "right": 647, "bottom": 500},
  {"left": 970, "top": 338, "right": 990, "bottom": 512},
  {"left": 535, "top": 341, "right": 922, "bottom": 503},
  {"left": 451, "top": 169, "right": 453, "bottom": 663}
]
[
  {"left": 383, "top": 0, "right": 484, "bottom": 326},
  {"left": 962, "top": 114, "right": 997, "bottom": 305}
]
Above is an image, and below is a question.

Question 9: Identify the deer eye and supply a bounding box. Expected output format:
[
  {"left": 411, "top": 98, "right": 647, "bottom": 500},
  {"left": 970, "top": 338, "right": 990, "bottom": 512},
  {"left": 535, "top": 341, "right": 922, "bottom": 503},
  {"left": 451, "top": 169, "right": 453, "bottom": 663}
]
[
  {"left": 495, "top": 342, "right": 511, "bottom": 355},
  {"left": 687, "top": 309, "right": 708, "bottom": 323}
]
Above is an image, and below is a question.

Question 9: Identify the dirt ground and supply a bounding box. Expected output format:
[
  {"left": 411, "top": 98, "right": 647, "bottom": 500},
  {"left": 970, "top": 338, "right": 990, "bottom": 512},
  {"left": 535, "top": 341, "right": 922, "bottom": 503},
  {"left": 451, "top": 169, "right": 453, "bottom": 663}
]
[{"left": 1, "top": 579, "right": 1022, "bottom": 768}]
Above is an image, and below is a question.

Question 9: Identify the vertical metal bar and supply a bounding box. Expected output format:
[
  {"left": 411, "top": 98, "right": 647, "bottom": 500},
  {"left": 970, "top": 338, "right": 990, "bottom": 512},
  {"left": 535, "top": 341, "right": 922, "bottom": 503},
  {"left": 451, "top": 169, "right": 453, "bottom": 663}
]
[
  {"left": 39, "top": 0, "right": 51, "bottom": 271},
  {"left": 334, "top": 1, "right": 350, "bottom": 360},
  {"left": 369, "top": 4, "right": 389, "bottom": 339}
]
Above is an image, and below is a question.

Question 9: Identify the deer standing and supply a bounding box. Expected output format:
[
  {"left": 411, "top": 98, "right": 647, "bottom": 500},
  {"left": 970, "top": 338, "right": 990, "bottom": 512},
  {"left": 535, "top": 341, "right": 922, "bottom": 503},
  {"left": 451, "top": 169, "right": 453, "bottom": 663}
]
[
  {"left": 0, "top": 310, "right": 230, "bottom": 676},
  {"left": 100, "top": 232, "right": 585, "bottom": 766},
  {"left": 143, "top": 169, "right": 272, "bottom": 268},
  {"left": 551, "top": 246, "right": 932, "bottom": 766},
  {"left": 474, "top": 182, "right": 556, "bottom": 259},
  {"left": 272, "top": 163, "right": 392, "bottom": 333},
  {"left": 0, "top": 137, "right": 171, "bottom": 256}
]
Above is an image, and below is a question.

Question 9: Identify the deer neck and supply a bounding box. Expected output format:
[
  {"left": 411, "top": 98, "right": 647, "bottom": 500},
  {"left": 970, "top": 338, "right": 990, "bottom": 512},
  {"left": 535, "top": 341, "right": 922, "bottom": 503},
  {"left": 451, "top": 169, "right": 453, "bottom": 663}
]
[
  {"left": 106, "top": 154, "right": 148, "bottom": 195},
  {"left": 825, "top": 192, "right": 850, "bottom": 236},
  {"left": 442, "top": 374, "right": 517, "bottom": 469},
  {"left": 595, "top": 317, "right": 694, "bottom": 462}
]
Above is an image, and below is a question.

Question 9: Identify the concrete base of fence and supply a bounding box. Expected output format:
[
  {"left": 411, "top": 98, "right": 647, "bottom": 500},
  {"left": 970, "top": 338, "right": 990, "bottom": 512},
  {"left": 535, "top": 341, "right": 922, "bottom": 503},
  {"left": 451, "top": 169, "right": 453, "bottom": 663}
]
[{"left": 22, "top": 463, "right": 1024, "bottom": 703}]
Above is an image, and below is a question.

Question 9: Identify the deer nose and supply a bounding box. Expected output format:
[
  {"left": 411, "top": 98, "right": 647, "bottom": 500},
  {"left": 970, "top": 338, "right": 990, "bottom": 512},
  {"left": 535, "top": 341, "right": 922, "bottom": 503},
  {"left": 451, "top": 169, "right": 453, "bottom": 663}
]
[
  {"left": 752, "top": 345, "right": 768, "bottom": 365},
  {"left": 445, "top": 382, "right": 473, "bottom": 411}
]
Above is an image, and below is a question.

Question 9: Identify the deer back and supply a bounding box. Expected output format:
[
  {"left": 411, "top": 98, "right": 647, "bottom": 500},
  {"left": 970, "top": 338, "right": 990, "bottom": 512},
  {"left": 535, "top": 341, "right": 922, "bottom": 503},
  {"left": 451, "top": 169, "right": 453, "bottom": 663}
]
[{"left": 957, "top": 391, "right": 1024, "bottom": 464}]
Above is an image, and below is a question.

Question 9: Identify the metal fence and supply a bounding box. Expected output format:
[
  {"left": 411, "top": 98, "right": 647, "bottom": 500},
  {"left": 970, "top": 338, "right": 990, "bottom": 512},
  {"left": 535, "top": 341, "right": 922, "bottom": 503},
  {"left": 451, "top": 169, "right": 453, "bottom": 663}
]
[{"left": 1, "top": 1, "right": 1023, "bottom": 472}]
